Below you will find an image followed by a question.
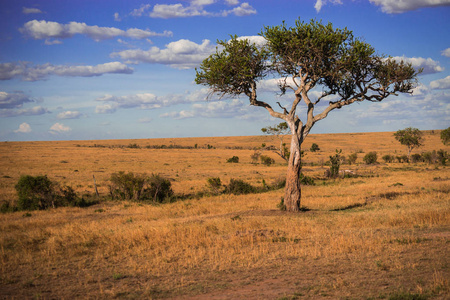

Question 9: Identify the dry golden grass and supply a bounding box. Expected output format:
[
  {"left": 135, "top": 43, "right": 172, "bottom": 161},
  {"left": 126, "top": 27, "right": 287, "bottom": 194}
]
[{"left": 0, "top": 131, "right": 449, "bottom": 299}]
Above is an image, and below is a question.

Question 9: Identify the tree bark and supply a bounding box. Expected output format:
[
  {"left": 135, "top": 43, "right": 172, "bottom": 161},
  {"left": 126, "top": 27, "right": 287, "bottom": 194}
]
[{"left": 283, "top": 134, "right": 302, "bottom": 211}]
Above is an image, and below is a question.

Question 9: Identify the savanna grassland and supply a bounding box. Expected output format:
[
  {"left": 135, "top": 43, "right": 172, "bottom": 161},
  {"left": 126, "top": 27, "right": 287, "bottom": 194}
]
[{"left": 0, "top": 131, "right": 449, "bottom": 299}]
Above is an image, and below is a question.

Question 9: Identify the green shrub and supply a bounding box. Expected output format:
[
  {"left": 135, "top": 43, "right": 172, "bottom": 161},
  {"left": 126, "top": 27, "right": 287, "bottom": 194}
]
[
  {"left": 327, "top": 149, "right": 342, "bottom": 178},
  {"left": 110, "top": 171, "right": 146, "bottom": 200},
  {"left": 226, "top": 156, "right": 239, "bottom": 163},
  {"left": 225, "top": 179, "right": 256, "bottom": 195},
  {"left": 15, "top": 175, "right": 55, "bottom": 210},
  {"left": 207, "top": 177, "right": 222, "bottom": 194},
  {"left": 300, "top": 173, "right": 315, "bottom": 185},
  {"left": 142, "top": 174, "right": 174, "bottom": 203},
  {"left": 250, "top": 151, "right": 261, "bottom": 164},
  {"left": 382, "top": 154, "right": 394, "bottom": 163},
  {"left": 310, "top": 143, "right": 320, "bottom": 152},
  {"left": 437, "top": 149, "right": 448, "bottom": 165},
  {"left": 363, "top": 152, "right": 378, "bottom": 164},
  {"left": 411, "top": 153, "right": 423, "bottom": 163},
  {"left": 260, "top": 155, "right": 275, "bottom": 166}
]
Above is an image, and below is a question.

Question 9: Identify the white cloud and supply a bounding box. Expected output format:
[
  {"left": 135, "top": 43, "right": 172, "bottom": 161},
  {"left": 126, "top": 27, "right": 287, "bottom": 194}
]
[
  {"left": 148, "top": 0, "right": 256, "bottom": 18},
  {"left": 114, "top": 13, "right": 122, "bottom": 22},
  {"left": 314, "top": 0, "right": 343, "bottom": 13},
  {"left": 0, "top": 106, "right": 51, "bottom": 117},
  {"left": 22, "top": 7, "right": 43, "bottom": 14},
  {"left": 111, "top": 39, "right": 216, "bottom": 69},
  {"left": 0, "top": 91, "right": 34, "bottom": 108},
  {"left": 130, "top": 4, "right": 152, "bottom": 16},
  {"left": 391, "top": 56, "right": 444, "bottom": 74},
  {"left": 236, "top": 35, "right": 267, "bottom": 47},
  {"left": 57, "top": 111, "right": 82, "bottom": 119},
  {"left": 430, "top": 76, "right": 450, "bottom": 89},
  {"left": 0, "top": 62, "right": 133, "bottom": 81},
  {"left": 441, "top": 48, "right": 450, "bottom": 57},
  {"left": 14, "top": 123, "right": 32, "bottom": 133},
  {"left": 138, "top": 117, "right": 153, "bottom": 123},
  {"left": 369, "top": 0, "right": 450, "bottom": 14},
  {"left": 20, "top": 20, "right": 172, "bottom": 42},
  {"left": 49, "top": 123, "right": 71, "bottom": 134}
]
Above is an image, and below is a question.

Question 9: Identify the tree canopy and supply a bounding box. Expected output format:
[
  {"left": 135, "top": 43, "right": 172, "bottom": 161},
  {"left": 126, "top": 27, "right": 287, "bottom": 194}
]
[{"left": 394, "top": 127, "right": 424, "bottom": 160}]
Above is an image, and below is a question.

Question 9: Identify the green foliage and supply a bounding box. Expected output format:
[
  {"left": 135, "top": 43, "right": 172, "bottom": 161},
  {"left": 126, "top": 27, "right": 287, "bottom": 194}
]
[
  {"left": 411, "top": 153, "right": 423, "bottom": 163},
  {"left": 260, "top": 155, "right": 275, "bottom": 166},
  {"left": 14, "top": 175, "right": 88, "bottom": 211},
  {"left": 226, "top": 156, "right": 239, "bottom": 163},
  {"left": 327, "top": 149, "right": 342, "bottom": 178},
  {"left": 310, "top": 143, "right": 320, "bottom": 152},
  {"left": 110, "top": 171, "right": 146, "bottom": 200},
  {"left": 363, "top": 152, "right": 378, "bottom": 164},
  {"left": 436, "top": 149, "right": 448, "bottom": 165},
  {"left": 15, "top": 175, "right": 55, "bottom": 210},
  {"left": 396, "top": 155, "right": 409, "bottom": 163},
  {"left": 261, "top": 122, "right": 289, "bottom": 136},
  {"left": 394, "top": 127, "right": 424, "bottom": 159},
  {"left": 441, "top": 127, "right": 450, "bottom": 145},
  {"left": 143, "top": 174, "right": 174, "bottom": 203},
  {"left": 206, "top": 177, "right": 222, "bottom": 195},
  {"left": 382, "top": 154, "right": 395, "bottom": 163},
  {"left": 225, "top": 179, "right": 256, "bottom": 195}
]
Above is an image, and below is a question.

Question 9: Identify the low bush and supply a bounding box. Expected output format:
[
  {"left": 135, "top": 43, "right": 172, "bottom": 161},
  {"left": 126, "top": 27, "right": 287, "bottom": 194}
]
[
  {"left": 226, "top": 156, "right": 239, "bottom": 163},
  {"left": 206, "top": 177, "right": 222, "bottom": 195},
  {"left": 143, "top": 174, "right": 174, "bottom": 203},
  {"left": 250, "top": 151, "right": 261, "bottom": 164},
  {"left": 310, "top": 143, "right": 320, "bottom": 152},
  {"left": 14, "top": 175, "right": 91, "bottom": 211},
  {"left": 382, "top": 154, "right": 395, "bottom": 163},
  {"left": 348, "top": 153, "right": 357, "bottom": 165},
  {"left": 225, "top": 179, "right": 256, "bottom": 195},
  {"left": 363, "top": 152, "right": 378, "bottom": 164},
  {"left": 411, "top": 153, "right": 423, "bottom": 163},
  {"left": 260, "top": 155, "right": 275, "bottom": 166}
]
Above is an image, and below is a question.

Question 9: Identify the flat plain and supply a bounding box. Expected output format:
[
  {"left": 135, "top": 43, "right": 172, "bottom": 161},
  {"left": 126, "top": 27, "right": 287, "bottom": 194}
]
[{"left": 0, "top": 131, "right": 449, "bottom": 299}]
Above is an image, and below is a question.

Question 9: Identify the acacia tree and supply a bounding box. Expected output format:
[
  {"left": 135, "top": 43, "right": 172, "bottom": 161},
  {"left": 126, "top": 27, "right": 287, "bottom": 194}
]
[
  {"left": 195, "top": 19, "right": 420, "bottom": 212},
  {"left": 261, "top": 122, "right": 290, "bottom": 160},
  {"left": 394, "top": 127, "right": 424, "bottom": 161}
]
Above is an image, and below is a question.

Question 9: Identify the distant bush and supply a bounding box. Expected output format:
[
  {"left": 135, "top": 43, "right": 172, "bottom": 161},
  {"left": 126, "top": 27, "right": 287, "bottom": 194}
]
[
  {"left": 382, "top": 154, "right": 395, "bottom": 163},
  {"left": 110, "top": 171, "right": 146, "bottom": 200},
  {"left": 411, "top": 153, "right": 423, "bottom": 163},
  {"left": 437, "top": 149, "right": 448, "bottom": 165},
  {"left": 14, "top": 175, "right": 90, "bottom": 211},
  {"left": 260, "top": 155, "right": 275, "bottom": 166},
  {"left": 396, "top": 155, "right": 409, "bottom": 163},
  {"left": 206, "top": 177, "right": 222, "bottom": 195},
  {"left": 143, "top": 174, "right": 174, "bottom": 203},
  {"left": 225, "top": 179, "right": 256, "bottom": 195},
  {"left": 363, "top": 152, "right": 378, "bottom": 164},
  {"left": 310, "top": 143, "right": 320, "bottom": 152},
  {"left": 327, "top": 149, "right": 342, "bottom": 178},
  {"left": 226, "top": 156, "right": 239, "bottom": 163},
  {"left": 15, "top": 175, "right": 55, "bottom": 211}
]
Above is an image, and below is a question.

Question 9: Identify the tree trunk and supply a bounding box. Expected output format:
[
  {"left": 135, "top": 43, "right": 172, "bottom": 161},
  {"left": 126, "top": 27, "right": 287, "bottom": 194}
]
[{"left": 284, "top": 134, "right": 302, "bottom": 212}]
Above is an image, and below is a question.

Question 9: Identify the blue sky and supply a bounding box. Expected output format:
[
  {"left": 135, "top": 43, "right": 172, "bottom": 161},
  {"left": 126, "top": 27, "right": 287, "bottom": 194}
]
[{"left": 1, "top": 0, "right": 449, "bottom": 141}]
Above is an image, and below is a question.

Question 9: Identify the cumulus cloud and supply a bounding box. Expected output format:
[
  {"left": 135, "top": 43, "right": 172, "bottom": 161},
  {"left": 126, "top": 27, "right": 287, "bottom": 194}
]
[
  {"left": 111, "top": 39, "right": 216, "bottom": 69},
  {"left": 14, "top": 123, "right": 32, "bottom": 133},
  {"left": 50, "top": 123, "right": 71, "bottom": 134},
  {"left": 442, "top": 48, "right": 450, "bottom": 57},
  {"left": 149, "top": 1, "right": 256, "bottom": 18},
  {"left": 57, "top": 111, "right": 82, "bottom": 119},
  {"left": 0, "top": 91, "right": 34, "bottom": 109},
  {"left": 20, "top": 20, "right": 172, "bottom": 43},
  {"left": 0, "top": 106, "right": 50, "bottom": 118},
  {"left": 114, "top": 12, "right": 121, "bottom": 21},
  {"left": 314, "top": 0, "right": 342, "bottom": 13},
  {"left": 22, "top": 7, "right": 43, "bottom": 14},
  {"left": 430, "top": 76, "right": 450, "bottom": 89},
  {"left": 369, "top": 0, "right": 450, "bottom": 14},
  {"left": 130, "top": 4, "right": 152, "bottom": 16},
  {"left": 0, "top": 61, "right": 133, "bottom": 81},
  {"left": 236, "top": 35, "right": 267, "bottom": 47},
  {"left": 391, "top": 56, "right": 444, "bottom": 74}
]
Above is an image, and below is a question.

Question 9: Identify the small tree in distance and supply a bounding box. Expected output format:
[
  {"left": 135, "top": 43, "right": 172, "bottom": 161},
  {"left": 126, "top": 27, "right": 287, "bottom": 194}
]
[
  {"left": 195, "top": 18, "right": 420, "bottom": 211},
  {"left": 261, "top": 122, "right": 290, "bottom": 160},
  {"left": 394, "top": 127, "right": 424, "bottom": 162}
]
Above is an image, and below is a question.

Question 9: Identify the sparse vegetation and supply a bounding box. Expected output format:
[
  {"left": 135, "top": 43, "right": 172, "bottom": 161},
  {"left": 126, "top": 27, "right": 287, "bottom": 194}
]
[
  {"left": 363, "top": 151, "right": 378, "bottom": 164},
  {"left": 0, "top": 132, "right": 448, "bottom": 299},
  {"left": 260, "top": 155, "right": 275, "bottom": 166},
  {"left": 226, "top": 156, "right": 239, "bottom": 163}
]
